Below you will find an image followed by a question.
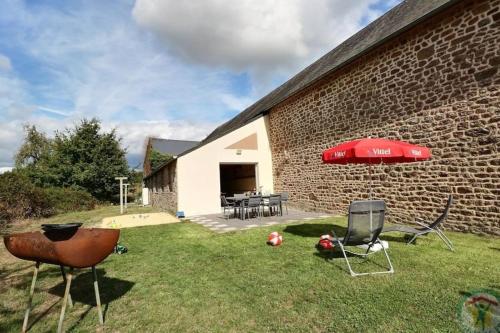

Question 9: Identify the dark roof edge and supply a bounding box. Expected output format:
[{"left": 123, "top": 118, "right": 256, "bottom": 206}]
[
  {"left": 150, "top": 137, "right": 200, "bottom": 143},
  {"left": 143, "top": 157, "right": 177, "bottom": 180}
]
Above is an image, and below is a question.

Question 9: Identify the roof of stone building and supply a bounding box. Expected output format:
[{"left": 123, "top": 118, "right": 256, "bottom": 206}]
[
  {"left": 177, "top": 0, "right": 459, "bottom": 157},
  {"left": 150, "top": 138, "right": 200, "bottom": 156}
]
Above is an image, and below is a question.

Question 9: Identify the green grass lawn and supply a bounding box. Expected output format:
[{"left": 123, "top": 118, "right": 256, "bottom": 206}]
[{"left": 1, "top": 207, "right": 499, "bottom": 332}]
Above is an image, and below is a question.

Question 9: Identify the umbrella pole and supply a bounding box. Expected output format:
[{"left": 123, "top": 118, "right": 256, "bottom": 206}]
[
  {"left": 368, "top": 164, "right": 373, "bottom": 200},
  {"left": 368, "top": 164, "right": 373, "bottom": 236}
]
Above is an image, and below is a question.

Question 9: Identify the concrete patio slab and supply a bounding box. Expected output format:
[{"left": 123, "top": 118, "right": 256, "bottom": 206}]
[{"left": 187, "top": 209, "right": 332, "bottom": 233}]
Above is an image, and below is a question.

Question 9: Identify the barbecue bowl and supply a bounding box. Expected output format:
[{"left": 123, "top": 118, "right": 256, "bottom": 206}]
[{"left": 3, "top": 228, "right": 120, "bottom": 268}]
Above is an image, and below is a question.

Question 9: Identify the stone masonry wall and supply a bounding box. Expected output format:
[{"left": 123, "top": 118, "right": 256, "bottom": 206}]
[
  {"left": 148, "top": 161, "right": 178, "bottom": 213},
  {"left": 269, "top": 0, "right": 500, "bottom": 235},
  {"left": 150, "top": 190, "right": 177, "bottom": 213}
]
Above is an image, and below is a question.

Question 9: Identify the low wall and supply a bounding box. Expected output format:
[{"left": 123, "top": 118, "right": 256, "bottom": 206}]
[{"left": 150, "top": 190, "right": 177, "bottom": 214}]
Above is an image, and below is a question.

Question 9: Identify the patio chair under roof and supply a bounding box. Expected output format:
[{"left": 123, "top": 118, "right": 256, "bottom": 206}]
[
  {"left": 381, "top": 194, "right": 454, "bottom": 251},
  {"left": 220, "top": 195, "right": 236, "bottom": 220},
  {"left": 331, "top": 200, "right": 394, "bottom": 277},
  {"left": 243, "top": 195, "right": 262, "bottom": 220},
  {"left": 263, "top": 194, "right": 281, "bottom": 217},
  {"left": 279, "top": 192, "right": 289, "bottom": 215}
]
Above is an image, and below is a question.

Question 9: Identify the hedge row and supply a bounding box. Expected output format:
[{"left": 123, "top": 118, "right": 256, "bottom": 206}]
[{"left": 0, "top": 172, "right": 96, "bottom": 224}]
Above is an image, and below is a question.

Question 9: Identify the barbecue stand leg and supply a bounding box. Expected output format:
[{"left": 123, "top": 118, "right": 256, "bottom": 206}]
[
  {"left": 92, "top": 266, "right": 104, "bottom": 325},
  {"left": 22, "top": 261, "right": 40, "bottom": 333},
  {"left": 57, "top": 267, "right": 73, "bottom": 333},
  {"left": 60, "top": 266, "right": 73, "bottom": 308}
]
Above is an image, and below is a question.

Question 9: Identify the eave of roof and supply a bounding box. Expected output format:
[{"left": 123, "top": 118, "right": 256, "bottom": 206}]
[
  {"left": 143, "top": 156, "right": 177, "bottom": 180},
  {"left": 150, "top": 138, "right": 200, "bottom": 155}
]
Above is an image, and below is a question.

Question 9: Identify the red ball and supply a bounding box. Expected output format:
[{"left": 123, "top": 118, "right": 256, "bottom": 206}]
[
  {"left": 267, "top": 232, "right": 283, "bottom": 246},
  {"left": 318, "top": 238, "right": 334, "bottom": 250}
]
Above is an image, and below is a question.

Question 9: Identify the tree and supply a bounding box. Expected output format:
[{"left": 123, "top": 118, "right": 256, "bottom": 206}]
[
  {"left": 15, "top": 125, "right": 51, "bottom": 167},
  {"left": 14, "top": 119, "right": 130, "bottom": 201},
  {"left": 14, "top": 125, "right": 58, "bottom": 187},
  {"left": 51, "top": 119, "right": 130, "bottom": 201},
  {"left": 149, "top": 149, "right": 173, "bottom": 171}
]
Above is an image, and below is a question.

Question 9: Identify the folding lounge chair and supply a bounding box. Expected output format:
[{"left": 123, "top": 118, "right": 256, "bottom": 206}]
[
  {"left": 331, "top": 200, "right": 394, "bottom": 277},
  {"left": 381, "top": 195, "right": 453, "bottom": 251}
]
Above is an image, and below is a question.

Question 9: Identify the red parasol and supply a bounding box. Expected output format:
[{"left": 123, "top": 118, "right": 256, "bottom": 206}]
[
  {"left": 322, "top": 138, "right": 431, "bottom": 199},
  {"left": 322, "top": 138, "right": 430, "bottom": 165}
]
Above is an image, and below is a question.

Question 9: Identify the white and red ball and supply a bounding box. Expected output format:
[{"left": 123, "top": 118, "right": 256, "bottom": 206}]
[
  {"left": 267, "top": 231, "right": 283, "bottom": 246},
  {"left": 318, "top": 234, "right": 334, "bottom": 250},
  {"left": 320, "top": 234, "right": 333, "bottom": 241}
]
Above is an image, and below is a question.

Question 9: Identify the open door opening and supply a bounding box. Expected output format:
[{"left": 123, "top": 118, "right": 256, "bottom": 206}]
[{"left": 220, "top": 164, "right": 256, "bottom": 197}]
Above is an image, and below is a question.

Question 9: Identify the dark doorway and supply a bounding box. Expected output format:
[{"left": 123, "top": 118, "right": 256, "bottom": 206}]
[{"left": 220, "top": 164, "right": 256, "bottom": 196}]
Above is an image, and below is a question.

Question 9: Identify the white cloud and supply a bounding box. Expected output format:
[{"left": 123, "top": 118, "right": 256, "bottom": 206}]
[
  {"left": 220, "top": 94, "right": 254, "bottom": 111},
  {"left": 0, "top": 53, "right": 11, "bottom": 71},
  {"left": 0, "top": 167, "right": 13, "bottom": 174},
  {"left": 106, "top": 120, "right": 217, "bottom": 157},
  {"left": 132, "top": 0, "right": 380, "bottom": 75},
  {"left": 0, "top": 1, "right": 237, "bottom": 168}
]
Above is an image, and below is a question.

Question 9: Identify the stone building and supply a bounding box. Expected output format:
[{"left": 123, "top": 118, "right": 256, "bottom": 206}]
[{"left": 144, "top": 0, "right": 499, "bottom": 235}]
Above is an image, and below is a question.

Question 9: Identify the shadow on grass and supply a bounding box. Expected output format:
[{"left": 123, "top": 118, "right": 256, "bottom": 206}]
[
  {"left": 314, "top": 248, "right": 391, "bottom": 274},
  {"left": 48, "top": 267, "right": 134, "bottom": 308},
  {"left": 0, "top": 263, "right": 34, "bottom": 279},
  {"left": 0, "top": 306, "right": 23, "bottom": 332},
  {"left": 6, "top": 267, "right": 135, "bottom": 332},
  {"left": 379, "top": 234, "right": 417, "bottom": 244},
  {"left": 283, "top": 224, "right": 346, "bottom": 238},
  {"left": 489, "top": 247, "right": 500, "bottom": 252}
]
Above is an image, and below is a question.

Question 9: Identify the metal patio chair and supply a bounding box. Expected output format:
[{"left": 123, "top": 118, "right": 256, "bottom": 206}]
[
  {"left": 381, "top": 195, "right": 454, "bottom": 251},
  {"left": 243, "top": 195, "right": 262, "bottom": 220},
  {"left": 221, "top": 195, "right": 236, "bottom": 219},
  {"left": 279, "top": 192, "right": 289, "bottom": 215},
  {"left": 331, "top": 200, "right": 394, "bottom": 277},
  {"left": 263, "top": 194, "right": 281, "bottom": 217}
]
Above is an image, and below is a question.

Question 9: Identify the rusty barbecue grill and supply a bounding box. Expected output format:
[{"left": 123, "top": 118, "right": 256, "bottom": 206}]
[{"left": 3, "top": 224, "right": 120, "bottom": 333}]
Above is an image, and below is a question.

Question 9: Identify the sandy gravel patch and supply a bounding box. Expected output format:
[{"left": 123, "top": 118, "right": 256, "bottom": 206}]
[{"left": 100, "top": 212, "right": 180, "bottom": 229}]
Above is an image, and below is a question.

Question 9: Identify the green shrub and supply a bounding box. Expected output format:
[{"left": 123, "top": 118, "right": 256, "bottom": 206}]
[
  {"left": 0, "top": 171, "right": 96, "bottom": 225},
  {"left": 0, "top": 171, "right": 53, "bottom": 222},
  {"left": 44, "top": 187, "right": 96, "bottom": 214}
]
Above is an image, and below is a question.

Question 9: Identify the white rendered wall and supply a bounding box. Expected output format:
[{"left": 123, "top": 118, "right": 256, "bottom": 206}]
[{"left": 177, "top": 116, "right": 274, "bottom": 216}]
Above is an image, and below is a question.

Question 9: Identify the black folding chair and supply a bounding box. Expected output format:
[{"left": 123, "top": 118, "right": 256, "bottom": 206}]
[
  {"left": 220, "top": 195, "right": 236, "bottom": 219},
  {"left": 331, "top": 200, "right": 394, "bottom": 277},
  {"left": 382, "top": 195, "right": 454, "bottom": 251}
]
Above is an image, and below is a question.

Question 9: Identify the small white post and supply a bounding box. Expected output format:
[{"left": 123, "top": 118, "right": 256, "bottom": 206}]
[
  {"left": 124, "top": 183, "right": 129, "bottom": 210},
  {"left": 115, "top": 177, "right": 127, "bottom": 214}
]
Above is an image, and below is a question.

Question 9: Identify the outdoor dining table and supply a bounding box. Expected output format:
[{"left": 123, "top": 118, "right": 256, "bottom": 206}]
[{"left": 226, "top": 195, "right": 282, "bottom": 220}]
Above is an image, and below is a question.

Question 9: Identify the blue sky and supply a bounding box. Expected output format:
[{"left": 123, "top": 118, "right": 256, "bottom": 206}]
[{"left": 0, "top": 0, "right": 400, "bottom": 171}]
